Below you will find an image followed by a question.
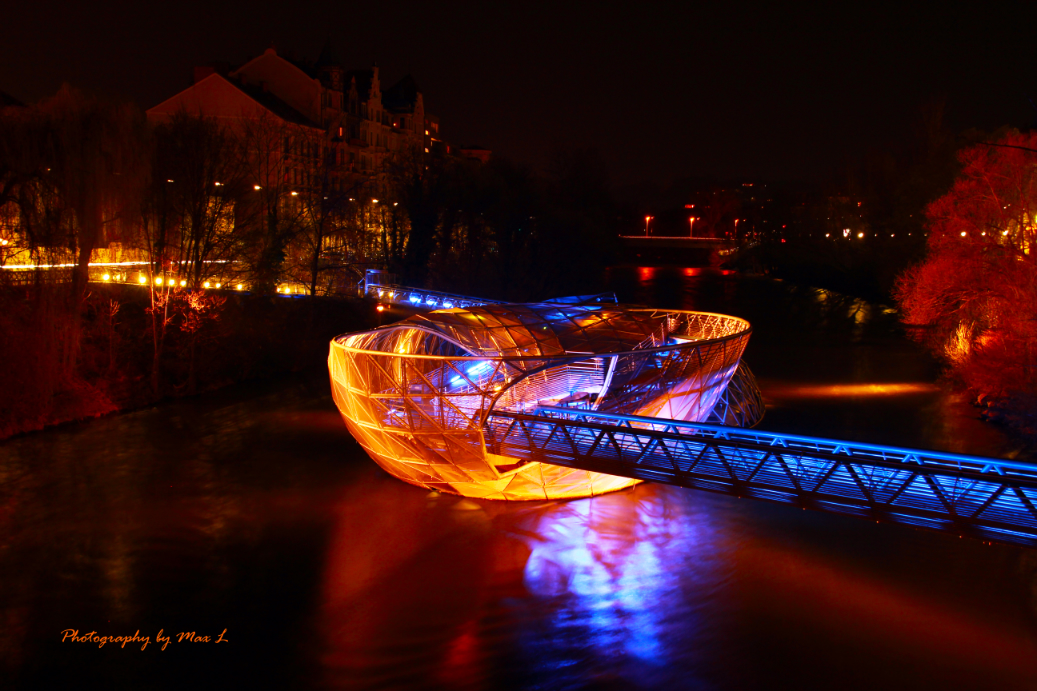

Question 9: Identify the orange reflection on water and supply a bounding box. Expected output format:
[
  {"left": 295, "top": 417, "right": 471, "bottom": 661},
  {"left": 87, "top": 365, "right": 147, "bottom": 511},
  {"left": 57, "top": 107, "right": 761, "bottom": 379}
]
[{"left": 764, "top": 382, "right": 938, "bottom": 399}]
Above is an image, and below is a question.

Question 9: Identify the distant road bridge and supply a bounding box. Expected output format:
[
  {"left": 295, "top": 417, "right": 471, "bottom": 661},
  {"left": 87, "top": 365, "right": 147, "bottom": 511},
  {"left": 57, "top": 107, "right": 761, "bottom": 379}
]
[
  {"left": 617, "top": 235, "right": 738, "bottom": 266},
  {"left": 618, "top": 235, "right": 736, "bottom": 248}
]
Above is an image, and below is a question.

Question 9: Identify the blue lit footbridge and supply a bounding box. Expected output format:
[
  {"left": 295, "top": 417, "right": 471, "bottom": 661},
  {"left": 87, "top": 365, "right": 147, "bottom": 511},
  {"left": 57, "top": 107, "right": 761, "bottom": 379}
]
[
  {"left": 336, "top": 276, "right": 1037, "bottom": 547},
  {"left": 483, "top": 407, "right": 1037, "bottom": 547}
]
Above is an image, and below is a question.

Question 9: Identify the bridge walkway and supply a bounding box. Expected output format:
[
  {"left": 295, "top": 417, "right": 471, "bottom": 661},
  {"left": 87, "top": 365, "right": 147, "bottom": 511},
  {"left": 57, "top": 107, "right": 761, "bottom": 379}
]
[{"left": 484, "top": 406, "right": 1037, "bottom": 547}]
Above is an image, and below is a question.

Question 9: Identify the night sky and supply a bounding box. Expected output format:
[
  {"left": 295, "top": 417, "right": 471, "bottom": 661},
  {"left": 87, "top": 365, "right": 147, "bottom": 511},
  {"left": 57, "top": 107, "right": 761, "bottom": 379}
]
[{"left": 3, "top": 2, "right": 1037, "bottom": 187}]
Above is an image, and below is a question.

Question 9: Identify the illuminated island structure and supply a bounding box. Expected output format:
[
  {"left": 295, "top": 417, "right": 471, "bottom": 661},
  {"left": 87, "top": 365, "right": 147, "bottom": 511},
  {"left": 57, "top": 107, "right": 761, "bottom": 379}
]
[{"left": 329, "top": 301, "right": 763, "bottom": 500}]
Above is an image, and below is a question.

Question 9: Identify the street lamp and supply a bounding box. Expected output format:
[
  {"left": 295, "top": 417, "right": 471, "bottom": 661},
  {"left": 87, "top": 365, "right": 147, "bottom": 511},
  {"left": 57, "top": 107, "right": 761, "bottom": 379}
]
[{"left": 645, "top": 215, "right": 653, "bottom": 235}]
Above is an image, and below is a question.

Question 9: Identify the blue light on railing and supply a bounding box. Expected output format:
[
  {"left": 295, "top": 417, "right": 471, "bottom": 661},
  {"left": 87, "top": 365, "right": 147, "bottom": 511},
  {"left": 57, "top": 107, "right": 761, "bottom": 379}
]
[
  {"left": 409, "top": 295, "right": 421, "bottom": 304},
  {"left": 467, "top": 361, "right": 492, "bottom": 377}
]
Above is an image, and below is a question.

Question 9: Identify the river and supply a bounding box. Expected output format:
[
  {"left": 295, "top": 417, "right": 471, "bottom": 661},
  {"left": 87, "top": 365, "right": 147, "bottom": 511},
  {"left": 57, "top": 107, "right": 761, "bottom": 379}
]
[{"left": 2, "top": 269, "right": 1036, "bottom": 690}]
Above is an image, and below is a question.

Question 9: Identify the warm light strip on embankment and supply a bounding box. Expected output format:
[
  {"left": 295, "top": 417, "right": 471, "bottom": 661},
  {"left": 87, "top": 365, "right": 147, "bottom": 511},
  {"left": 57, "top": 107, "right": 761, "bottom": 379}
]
[
  {"left": 1, "top": 260, "right": 232, "bottom": 270},
  {"left": 1, "top": 261, "right": 152, "bottom": 269}
]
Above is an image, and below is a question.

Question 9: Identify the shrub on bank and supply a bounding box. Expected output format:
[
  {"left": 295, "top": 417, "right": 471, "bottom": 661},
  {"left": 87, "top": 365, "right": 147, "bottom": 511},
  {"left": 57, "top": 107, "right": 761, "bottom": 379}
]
[{"left": 0, "top": 283, "right": 370, "bottom": 440}]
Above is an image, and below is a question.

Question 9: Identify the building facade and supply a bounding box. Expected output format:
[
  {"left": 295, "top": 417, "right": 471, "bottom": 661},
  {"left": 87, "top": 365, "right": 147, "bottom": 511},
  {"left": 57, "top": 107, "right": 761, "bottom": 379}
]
[{"left": 147, "top": 46, "right": 434, "bottom": 197}]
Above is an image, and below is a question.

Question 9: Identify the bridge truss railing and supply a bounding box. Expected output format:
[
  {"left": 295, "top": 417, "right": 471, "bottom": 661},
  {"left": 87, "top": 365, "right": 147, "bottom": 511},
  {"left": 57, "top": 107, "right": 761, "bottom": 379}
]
[{"left": 483, "top": 406, "right": 1037, "bottom": 547}]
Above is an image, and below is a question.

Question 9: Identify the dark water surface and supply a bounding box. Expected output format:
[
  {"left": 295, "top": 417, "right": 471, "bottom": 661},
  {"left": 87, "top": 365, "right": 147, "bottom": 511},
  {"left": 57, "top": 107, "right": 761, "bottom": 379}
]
[{"left": 3, "top": 270, "right": 1037, "bottom": 690}]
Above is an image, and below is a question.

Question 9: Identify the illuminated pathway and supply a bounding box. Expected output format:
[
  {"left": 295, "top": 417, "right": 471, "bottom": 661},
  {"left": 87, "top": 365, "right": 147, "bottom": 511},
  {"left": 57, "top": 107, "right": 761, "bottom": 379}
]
[
  {"left": 362, "top": 277, "right": 616, "bottom": 310},
  {"left": 485, "top": 406, "right": 1037, "bottom": 547}
]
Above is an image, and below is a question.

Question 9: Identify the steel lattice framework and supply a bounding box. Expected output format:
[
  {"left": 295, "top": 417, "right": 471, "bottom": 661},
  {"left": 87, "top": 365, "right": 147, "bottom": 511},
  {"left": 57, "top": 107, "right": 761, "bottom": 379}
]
[
  {"left": 483, "top": 407, "right": 1037, "bottom": 546},
  {"left": 329, "top": 302, "right": 759, "bottom": 500}
]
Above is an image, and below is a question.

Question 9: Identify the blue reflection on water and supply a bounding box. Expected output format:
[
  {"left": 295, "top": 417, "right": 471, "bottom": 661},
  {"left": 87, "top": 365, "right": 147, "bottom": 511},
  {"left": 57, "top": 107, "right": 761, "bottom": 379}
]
[{"left": 504, "top": 485, "right": 729, "bottom": 686}]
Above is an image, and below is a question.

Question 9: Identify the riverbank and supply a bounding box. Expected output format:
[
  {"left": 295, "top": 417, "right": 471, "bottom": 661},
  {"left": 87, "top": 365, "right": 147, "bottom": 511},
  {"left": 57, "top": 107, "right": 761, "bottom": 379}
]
[{"left": 0, "top": 284, "right": 372, "bottom": 440}]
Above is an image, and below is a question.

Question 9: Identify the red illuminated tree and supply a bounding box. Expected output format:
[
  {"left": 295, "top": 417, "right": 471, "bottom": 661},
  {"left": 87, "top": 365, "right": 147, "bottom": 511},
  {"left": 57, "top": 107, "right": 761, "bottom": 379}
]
[{"left": 895, "top": 131, "right": 1037, "bottom": 412}]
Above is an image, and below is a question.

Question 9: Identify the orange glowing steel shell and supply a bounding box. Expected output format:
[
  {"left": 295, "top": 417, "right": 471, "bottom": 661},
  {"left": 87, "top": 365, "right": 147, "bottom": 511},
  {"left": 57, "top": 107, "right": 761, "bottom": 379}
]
[{"left": 329, "top": 303, "right": 753, "bottom": 500}]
